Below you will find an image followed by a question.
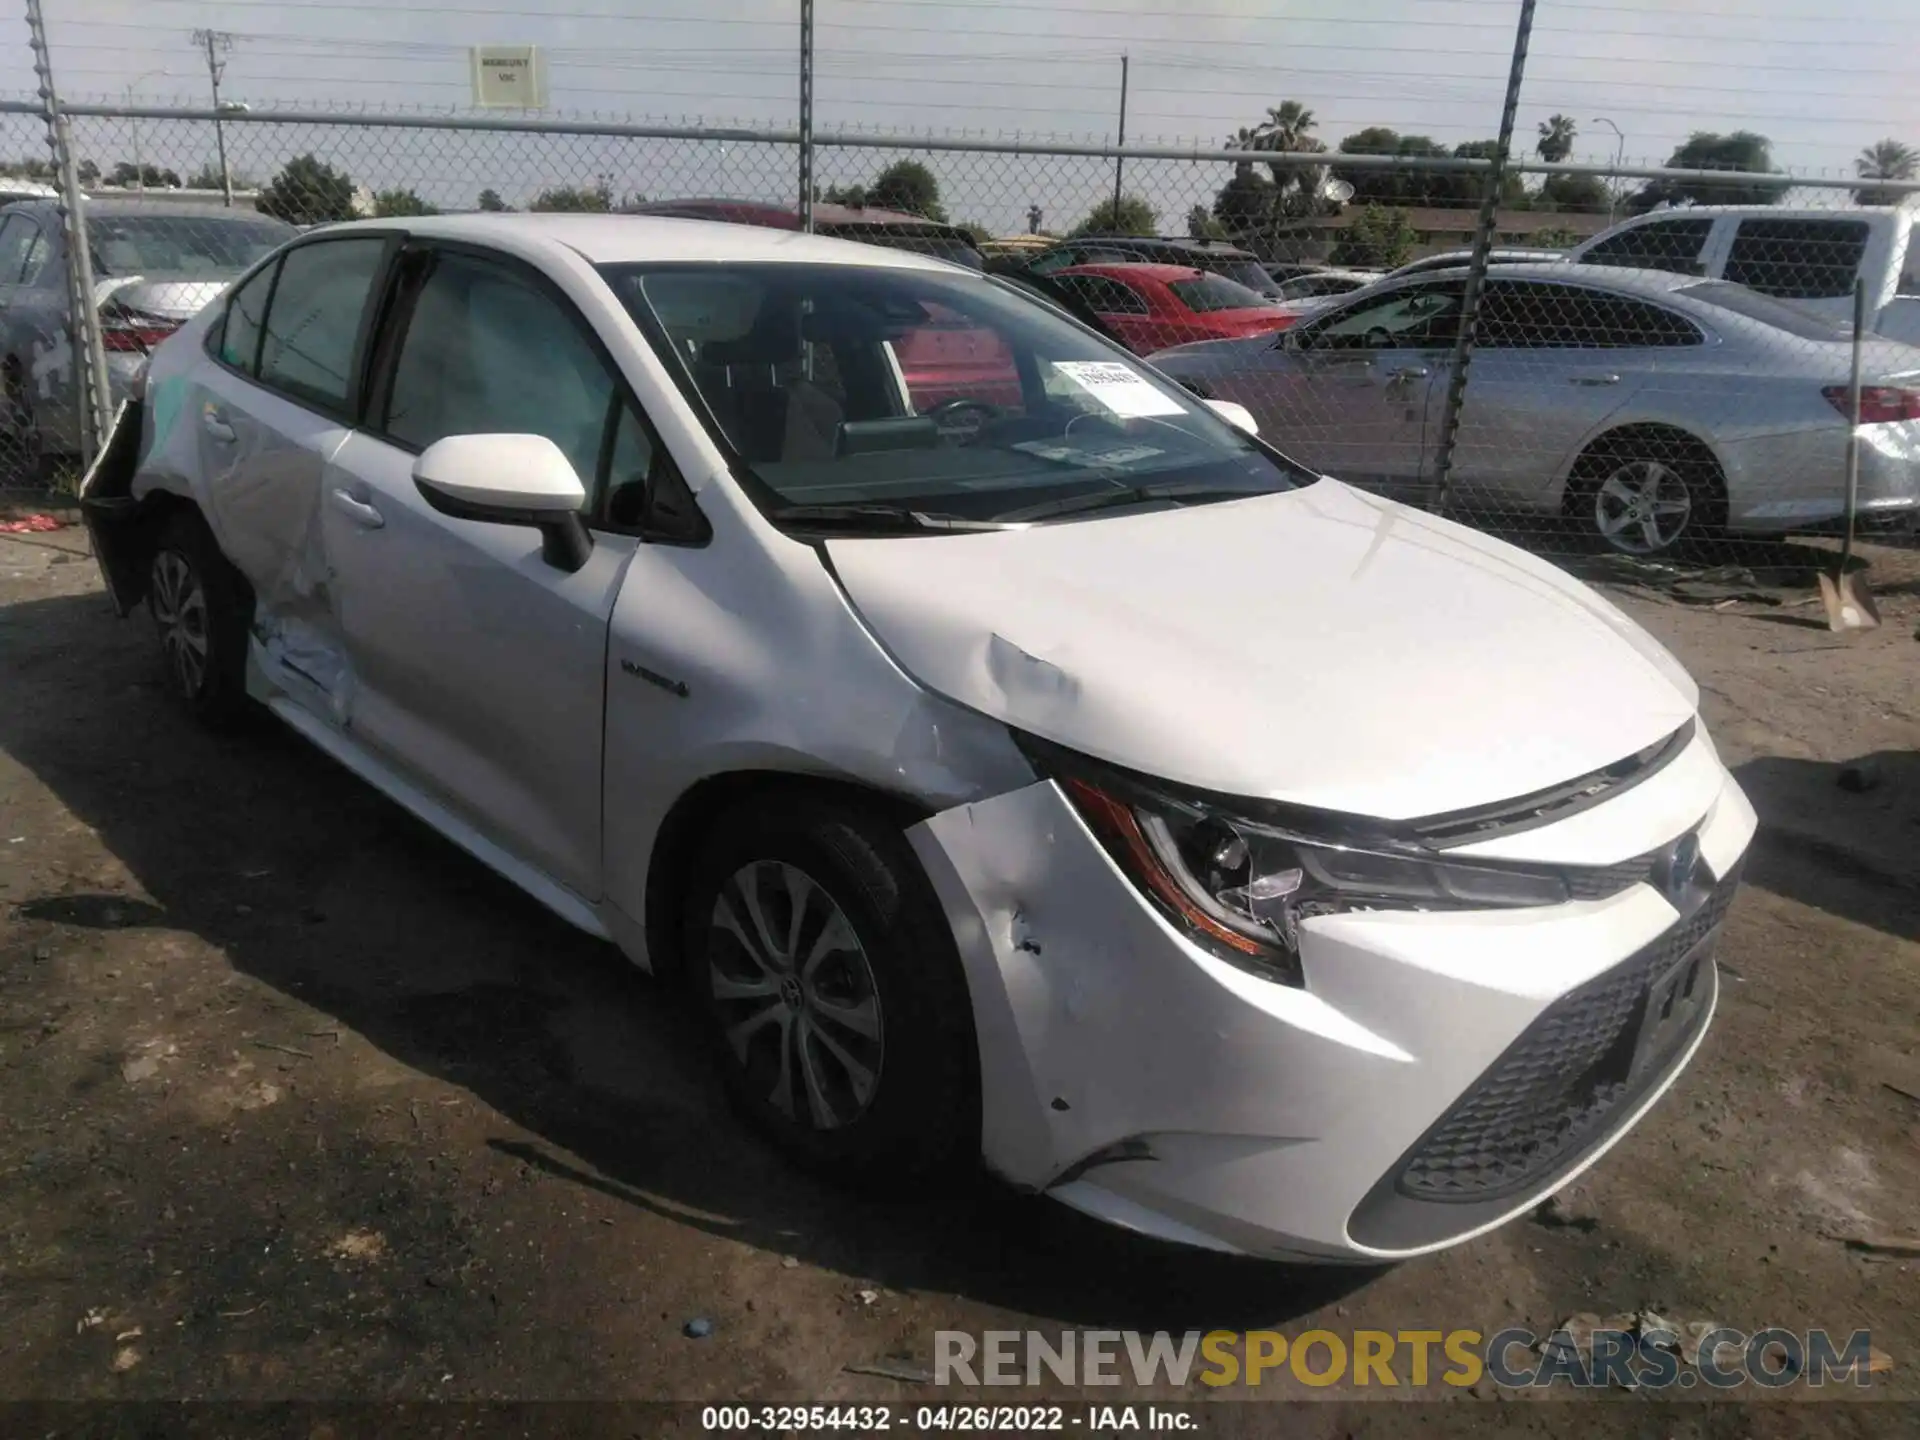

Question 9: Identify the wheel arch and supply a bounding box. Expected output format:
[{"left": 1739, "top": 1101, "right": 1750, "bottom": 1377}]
[
  {"left": 642, "top": 768, "right": 936, "bottom": 987},
  {"left": 1559, "top": 420, "right": 1729, "bottom": 520}
]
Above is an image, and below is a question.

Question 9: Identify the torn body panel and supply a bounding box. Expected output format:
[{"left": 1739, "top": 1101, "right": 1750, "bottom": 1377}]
[{"left": 907, "top": 759, "right": 1754, "bottom": 1261}]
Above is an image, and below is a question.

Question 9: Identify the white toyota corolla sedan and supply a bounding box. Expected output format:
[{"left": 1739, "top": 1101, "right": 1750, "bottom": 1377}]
[{"left": 82, "top": 215, "right": 1755, "bottom": 1262}]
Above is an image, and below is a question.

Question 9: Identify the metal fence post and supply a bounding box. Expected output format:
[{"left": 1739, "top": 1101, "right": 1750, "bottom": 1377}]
[
  {"left": 25, "top": 0, "right": 111, "bottom": 471},
  {"left": 1427, "top": 0, "right": 1537, "bottom": 519},
  {"left": 798, "top": 0, "right": 814, "bottom": 232}
]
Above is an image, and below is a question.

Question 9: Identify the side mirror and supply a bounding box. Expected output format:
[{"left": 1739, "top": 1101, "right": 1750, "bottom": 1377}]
[
  {"left": 413, "top": 433, "right": 593, "bottom": 572},
  {"left": 1205, "top": 399, "right": 1259, "bottom": 436}
]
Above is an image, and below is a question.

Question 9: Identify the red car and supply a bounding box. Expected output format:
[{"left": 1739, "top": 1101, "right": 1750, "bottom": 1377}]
[{"left": 1050, "top": 263, "right": 1298, "bottom": 355}]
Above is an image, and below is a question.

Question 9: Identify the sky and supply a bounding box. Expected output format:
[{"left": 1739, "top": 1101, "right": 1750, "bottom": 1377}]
[{"left": 6, "top": 0, "right": 1916, "bottom": 230}]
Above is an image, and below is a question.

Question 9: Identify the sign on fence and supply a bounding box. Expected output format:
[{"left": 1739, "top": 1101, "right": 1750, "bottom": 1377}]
[{"left": 469, "top": 45, "right": 546, "bottom": 109}]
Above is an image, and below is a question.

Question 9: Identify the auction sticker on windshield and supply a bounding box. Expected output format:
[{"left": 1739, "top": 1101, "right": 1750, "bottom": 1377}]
[{"left": 1051, "top": 360, "right": 1187, "bottom": 418}]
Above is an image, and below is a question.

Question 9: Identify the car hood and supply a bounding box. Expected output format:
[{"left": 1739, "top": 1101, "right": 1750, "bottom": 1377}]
[{"left": 825, "top": 479, "right": 1699, "bottom": 820}]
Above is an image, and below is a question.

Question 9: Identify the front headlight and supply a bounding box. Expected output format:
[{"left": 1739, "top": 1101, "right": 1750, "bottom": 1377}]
[{"left": 1026, "top": 740, "right": 1570, "bottom": 987}]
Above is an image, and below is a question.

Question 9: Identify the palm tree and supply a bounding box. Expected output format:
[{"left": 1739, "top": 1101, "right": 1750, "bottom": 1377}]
[
  {"left": 1255, "top": 101, "right": 1325, "bottom": 214},
  {"left": 1536, "top": 114, "right": 1578, "bottom": 164},
  {"left": 1855, "top": 138, "right": 1917, "bottom": 205}
]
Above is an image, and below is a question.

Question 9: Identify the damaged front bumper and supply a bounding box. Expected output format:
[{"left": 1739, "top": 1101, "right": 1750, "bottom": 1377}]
[{"left": 905, "top": 735, "right": 1756, "bottom": 1261}]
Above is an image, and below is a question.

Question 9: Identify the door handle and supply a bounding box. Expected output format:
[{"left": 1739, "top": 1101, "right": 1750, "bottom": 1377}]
[
  {"left": 329, "top": 487, "right": 385, "bottom": 530},
  {"left": 1385, "top": 366, "right": 1431, "bottom": 381},
  {"left": 201, "top": 407, "right": 236, "bottom": 443},
  {"left": 1570, "top": 372, "right": 1621, "bottom": 386}
]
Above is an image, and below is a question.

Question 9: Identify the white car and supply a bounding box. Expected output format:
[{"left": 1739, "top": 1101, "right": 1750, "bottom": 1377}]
[{"left": 83, "top": 215, "right": 1756, "bottom": 1262}]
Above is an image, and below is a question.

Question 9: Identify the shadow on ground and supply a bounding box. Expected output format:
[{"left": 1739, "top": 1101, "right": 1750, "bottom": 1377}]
[
  {"left": 0, "top": 587, "right": 1372, "bottom": 1333},
  {"left": 1732, "top": 751, "right": 1919, "bottom": 943}
]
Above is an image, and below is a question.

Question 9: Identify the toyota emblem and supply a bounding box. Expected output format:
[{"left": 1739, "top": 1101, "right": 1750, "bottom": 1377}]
[{"left": 1664, "top": 832, "right": 1701, "bottom": 900}]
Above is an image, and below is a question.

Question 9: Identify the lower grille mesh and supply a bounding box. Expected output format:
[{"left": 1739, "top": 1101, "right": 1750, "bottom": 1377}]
[{"left": 1394, "top": 868, "right": 1739, "bottom": 1203}]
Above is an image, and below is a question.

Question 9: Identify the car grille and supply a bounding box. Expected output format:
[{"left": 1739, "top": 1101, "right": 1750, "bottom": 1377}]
[
  {"left": 1392, "top": 865, "right": 1739, "bottom": 1204},
  {"left": 1562, "top": 851, "right": 1659, "bottom": 900}
]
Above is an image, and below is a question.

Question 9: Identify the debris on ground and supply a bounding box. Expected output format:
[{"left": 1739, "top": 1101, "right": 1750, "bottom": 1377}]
[
  {"left": 1836, "top": 1233, "right": 1920, "bottom": 1258},
  {"left": 1530, "top": 1186, "right": 1599, "bottom": 1232},
  {"left": 0, "top": 514, "right": 65, "bottom": 534},
  {"left": 683, "top": 1317, "right": 714, "bottom": 1339},
  {"left": 326, "top": 1230, "right": 387, "bottom": 1263},
  {"left": 845, "top": 1359, "right": 937, "bottom": 1385},
  {"left": 110, "top": 1347, "right": 140, "bottom": 1373},
  {"left": 854, "top": 1288, "right": 881, "bottom": 1307}
]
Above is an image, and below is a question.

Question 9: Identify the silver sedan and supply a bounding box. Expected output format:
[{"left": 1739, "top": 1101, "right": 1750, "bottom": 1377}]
[{"left": 1154, "top": 263, "right": 1920, "bottom": 555}]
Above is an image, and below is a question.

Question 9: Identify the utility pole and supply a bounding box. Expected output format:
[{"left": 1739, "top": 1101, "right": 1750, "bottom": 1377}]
[
  {"left": 193, "top": 29, "right": 234, "bottom": 206},
  {"left": 1111, "top": 53, "right": 1129, "bottom": 227},
  {"left": 797, "top": 0, "right": 814, "bottom": 232},
  {"left": 1592, "top": 117, "right": 1625, "bottom": 225}
]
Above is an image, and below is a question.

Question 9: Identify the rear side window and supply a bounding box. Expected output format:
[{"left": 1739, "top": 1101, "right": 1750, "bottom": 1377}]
[
  {"left": 219, "top": 262, "right": 276, "bottom": 374},
  {"left": 1168, "top": 273, "right": 1268, "bottom": 313},
  {"left": 1477, "top": 281, "right": 1702, "bottom": 348},
  {"left": 1723, "top": 218, "right": 1869, "bottom": 299},
  {"left": 1055, "top": 274, "right": 1149, "bottom": 315},
  {"left": 1676, "top": 281, "right": 1850, "bottom": 340},
  {"left": 1581, "top": 218, "right": 1714, "bottom": 275},
  {"left": 258, "top": 239, "right": 387, "bottom": 412},
  {"left": 1897, "top": 221, "right": 1919, "bottom": 298}
]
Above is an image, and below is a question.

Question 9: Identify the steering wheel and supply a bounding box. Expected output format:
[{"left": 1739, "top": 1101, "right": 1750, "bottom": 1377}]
[{"left": 924, "top": 397, "right": 1004, "bottom": 441}]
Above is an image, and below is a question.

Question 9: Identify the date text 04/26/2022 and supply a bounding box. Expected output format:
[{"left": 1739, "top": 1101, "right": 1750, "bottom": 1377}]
[{"left": 700, "top": 1406, "right": 1196, "bottom": 1431}]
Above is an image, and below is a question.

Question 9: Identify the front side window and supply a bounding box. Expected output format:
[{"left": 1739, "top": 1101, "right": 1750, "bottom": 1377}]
[
  {"left": 1723, "top": 218, "right": 1869, "bottom": 300},
  {"left": 1581, "top": 218, "right": 1713, "bottom": 274},
  {"left": 18, "top": 223, "right": 48, "bottom": 284},
  {"left": 383, "top": 250, "right": 617, "bottom": 502},
  {"left": 1301, "top": 282, "right": 1463, "bottom": 350},
  {"left": 606, "top": 261, "right": 1311, "bottom": 526},
  {"left": 1168, "top": 273, "right": 1269, "bottom": 313},
  {"left": 1901, "top": 222, "right": 1920, "bottom": 298},
  {"left": 0, "top": 215, "right": 29, "bottom": 284},
  {"left": 257, "top": 238, "right": 387, "bottom": 412},
  {"left": 1203, "top": 257, "right": 1280, "bottom": 293}
]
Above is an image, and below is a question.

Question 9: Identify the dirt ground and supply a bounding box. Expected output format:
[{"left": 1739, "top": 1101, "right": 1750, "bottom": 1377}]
[{"left": 1, "top": 510, "right": 1917, "bottom": 1437}]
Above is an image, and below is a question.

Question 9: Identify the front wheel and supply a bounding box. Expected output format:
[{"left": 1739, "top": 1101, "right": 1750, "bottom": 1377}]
[{"left": 683, "top": 794, "right": 977, "bottom": 1186}]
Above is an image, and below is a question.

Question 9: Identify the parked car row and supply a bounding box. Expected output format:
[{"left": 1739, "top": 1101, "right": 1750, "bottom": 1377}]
[{"left": 83, "top": 211, "right": 1758, "bottom": 1266}]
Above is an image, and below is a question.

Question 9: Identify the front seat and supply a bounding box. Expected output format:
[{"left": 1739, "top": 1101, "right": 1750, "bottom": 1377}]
[{"left": 701, "top": 306, "right": 843, "bottom": 463}]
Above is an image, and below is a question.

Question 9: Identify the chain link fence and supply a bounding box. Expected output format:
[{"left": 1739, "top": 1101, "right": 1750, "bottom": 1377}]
[{"left": 3, "top": 92, "right": 1916, "bottom": 582}]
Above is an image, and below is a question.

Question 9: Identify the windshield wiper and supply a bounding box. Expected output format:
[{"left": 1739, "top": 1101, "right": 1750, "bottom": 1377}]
[
  {"left": 996, "top": 482, "right": 1276, "bottom": 523},
  {"left": 767, "top": 502, "right": 1015, "bottom": 533}
]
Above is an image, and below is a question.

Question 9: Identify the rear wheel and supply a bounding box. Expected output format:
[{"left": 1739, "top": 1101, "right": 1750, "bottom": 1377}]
[
  {"left": 147, "top": 509, "right": 255, "bottom": 730},
  {"left": 1567, "top": 429, "right": 1725, "bottom": 558},
  {"left": 683, "top": 793, "right": 977, "bottom": 1186}
]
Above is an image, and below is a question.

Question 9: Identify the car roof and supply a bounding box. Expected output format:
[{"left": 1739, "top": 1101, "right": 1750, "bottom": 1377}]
[
  {"left": 0, "top": 197, "right": 285, "bottom": 220},
  {"left": 1391, "top": 260, "right": 1699, "bottom": 295},
  {"left": 1608, "top": 203, "right": 1918, "bottom": 220},
  {"left": 1063, "top": 235, "right": 1257, "bottom": 257},
  {"left": 308, "top": 213, "right": 959, "bottom": 272},
  {"left": 1058, "top": 261, "right": 1204, "bottom": 283}
]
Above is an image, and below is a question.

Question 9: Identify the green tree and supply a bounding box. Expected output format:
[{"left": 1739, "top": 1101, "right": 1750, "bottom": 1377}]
[
  {"left": 1212, "top": 163, "right": 1277, "bottom": 234},
  {"left": 1450, "top": 140, "right": 1525, "bottom": 205},
  {"left": 1186, "top": 203, "right": 1227, "bottom": 241},
  {"left": 1535, "top": 114, "right": 1578, "bottom": 164},
  {"left": 185, "top": 163, "right": 251, "bottom": 191},
  {"left": 1329, "top": 204, "right": 1417, "bottom": 269},
  {"left": 1256, "top": 101, "right": 1329, "bottom": 217},
  {"left": 958, "top": 220, "right": 994, "bottom": 244},
  {"left": 1630, "top": 132, "right": 1788, "bottom": 211},
  {"left": 822, "top": 182, "right": 869, "bottom": 207},
  {"left": 1332, "top": 128, "right": 1459, "bottom": 206},
  {"left": 530, "top": 182, "right": 612, "bottom": 212},
  {"left": 1531, "top": 225, "right": 1583, "bottom": 249},
  {"left": 256, "top": 154, "right": 357, "bottom": 225},
  {"left": 110, "top": 161, "right": 181, "bottom": 188},
  {"left": 1071, "top": 194, "right": 1157, "bottom": 237},
  {"left": 477, "top": 187, "right": 512, "bottom": 212},
  {"left": 869, "top": 160, "right": 946, "bottom": 221},
  {"left": 1855, "top": 137, "right": 1917, "bottom": 206},
  {"left": 1538, "top": 171, "right": 1610, "bottom": 213},
  {"left": 373, "top": 187, "right": 439, "bottom": 217},
  {"left": 77, "top": 159, "right": 99, "bottom": 184}
]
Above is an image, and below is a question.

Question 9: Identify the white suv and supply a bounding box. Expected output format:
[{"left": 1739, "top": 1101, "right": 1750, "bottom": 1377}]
[
  {"left": 82, "top": 215, "right": 1755, "bottom": 1262},
  {"left": 1570, "top": 203, "right": 1920, "bottom": 342}
]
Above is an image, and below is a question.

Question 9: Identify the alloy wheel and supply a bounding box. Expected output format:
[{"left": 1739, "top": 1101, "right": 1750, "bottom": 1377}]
[
  {"left": 150, "top": 549, "right": 211, "bottom": 697},
  {"left": 1593, "top": 458, "right": 1692, "bottom": 556},
  {"left": 708, "top": 860, "right": 884, "bottom": 1131}
]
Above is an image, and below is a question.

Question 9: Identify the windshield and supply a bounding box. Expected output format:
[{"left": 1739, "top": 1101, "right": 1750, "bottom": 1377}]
[
  {"left": 606, "top": 261, "right": 1310, "bottom": 526},
  {"left": 1169, "top": 273, "right": 1271, "bottom": 313},
  {"left": 1677, "top": 280, "right": 1851, "bottom": 340},
  {"left": 89, "top": 215, "right": 295, "bottom": 278}
]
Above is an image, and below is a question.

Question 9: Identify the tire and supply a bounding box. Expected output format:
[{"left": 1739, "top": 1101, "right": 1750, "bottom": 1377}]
[
  {"left": 147, "top": 508, "right": 255, "bottom": 730},
  {"left": 0, "top": 356, "right": 42, "bottom": 488},
  {"left": 682, "top": 793, "right": 978, "bottom": 1186},
  {"left": 1566, "top": 429, "right": 1726, "bottom": 558}
]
